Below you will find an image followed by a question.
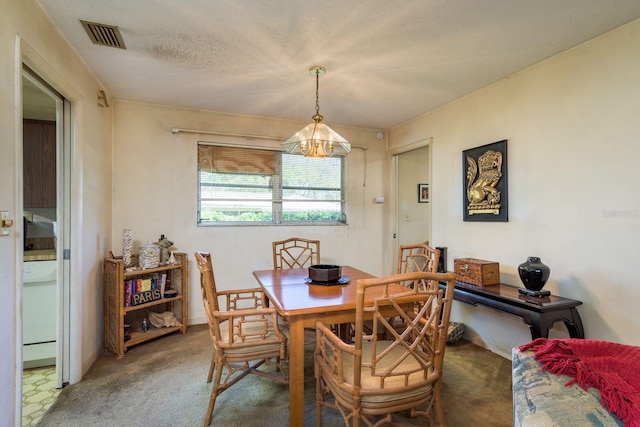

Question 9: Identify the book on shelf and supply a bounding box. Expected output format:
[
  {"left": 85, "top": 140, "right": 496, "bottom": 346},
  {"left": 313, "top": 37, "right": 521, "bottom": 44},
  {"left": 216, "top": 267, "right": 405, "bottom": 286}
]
[{"left": 124, "top": 273, "right": 166, "bottom": 306}]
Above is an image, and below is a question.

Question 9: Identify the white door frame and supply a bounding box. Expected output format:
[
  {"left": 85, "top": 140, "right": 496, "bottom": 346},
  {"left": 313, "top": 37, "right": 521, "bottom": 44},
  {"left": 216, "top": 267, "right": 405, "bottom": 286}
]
[
  {"left": 17, "top": 38, "right": 81, "bottom": 423},
  {"left": 386, "top": 138, "right": 432, "bottom": 274},
  {"left": 22, "top": 67, "right": 69, "bottom": 388}
]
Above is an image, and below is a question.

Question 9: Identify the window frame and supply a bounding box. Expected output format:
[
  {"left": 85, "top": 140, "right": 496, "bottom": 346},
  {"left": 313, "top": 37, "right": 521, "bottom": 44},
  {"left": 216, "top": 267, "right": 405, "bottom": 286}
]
[{"left": 197, "top": 142, "right": 348, "bottom": 226}]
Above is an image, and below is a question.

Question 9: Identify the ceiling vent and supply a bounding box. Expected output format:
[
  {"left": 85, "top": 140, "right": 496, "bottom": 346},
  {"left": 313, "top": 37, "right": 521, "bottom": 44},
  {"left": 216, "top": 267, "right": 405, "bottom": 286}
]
[{"left": 80, "top": 20, "right": 126, "bottom": 49}]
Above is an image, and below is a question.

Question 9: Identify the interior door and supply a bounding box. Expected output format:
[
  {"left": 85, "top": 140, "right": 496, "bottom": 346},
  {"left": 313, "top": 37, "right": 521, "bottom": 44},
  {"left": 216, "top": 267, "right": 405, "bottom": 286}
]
[{"left": 22, "top": 66, "right": 70, "bottom": 388}]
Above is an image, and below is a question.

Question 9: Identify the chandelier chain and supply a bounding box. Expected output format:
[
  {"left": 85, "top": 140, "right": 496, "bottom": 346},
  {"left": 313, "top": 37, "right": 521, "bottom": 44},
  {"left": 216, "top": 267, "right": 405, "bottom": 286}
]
[{"left": 315, "top": 70, "right": 320, "bottom": 116}]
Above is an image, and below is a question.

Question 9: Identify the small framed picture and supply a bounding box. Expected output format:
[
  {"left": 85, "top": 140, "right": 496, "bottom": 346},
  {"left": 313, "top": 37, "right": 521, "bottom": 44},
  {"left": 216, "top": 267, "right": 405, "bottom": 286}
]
[{"left": 418, "top": 184, "right": 429, "bottom": 203}]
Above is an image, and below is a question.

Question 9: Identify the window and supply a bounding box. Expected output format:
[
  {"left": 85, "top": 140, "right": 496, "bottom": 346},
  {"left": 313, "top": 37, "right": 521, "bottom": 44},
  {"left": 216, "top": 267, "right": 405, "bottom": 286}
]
[{"left": 198, "top": 143, "right": 346, "bottom": 225}]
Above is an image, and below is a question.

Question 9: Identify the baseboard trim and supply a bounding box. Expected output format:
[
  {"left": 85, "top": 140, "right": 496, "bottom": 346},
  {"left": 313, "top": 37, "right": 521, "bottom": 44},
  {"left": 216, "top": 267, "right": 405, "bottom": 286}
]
[{"left": 463, "top": 329, "right": 513, "bottom": 360}]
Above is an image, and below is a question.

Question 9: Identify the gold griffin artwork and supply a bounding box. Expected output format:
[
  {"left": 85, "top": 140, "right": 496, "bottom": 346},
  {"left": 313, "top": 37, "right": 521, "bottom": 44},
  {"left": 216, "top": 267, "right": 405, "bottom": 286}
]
[{"left": 466, "top": 149, "right": 503, "bottom": 215}]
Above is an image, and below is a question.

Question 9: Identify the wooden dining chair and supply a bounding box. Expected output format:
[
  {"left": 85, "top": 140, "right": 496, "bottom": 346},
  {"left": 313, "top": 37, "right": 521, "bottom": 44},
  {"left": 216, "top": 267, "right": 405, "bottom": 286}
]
[
  {"left": 272, "top": 237, "right": 320, "bottom": 270},
  {"left": 314, "top": 271, "right": 456, "bottom": 427},
  {"left": 364, "top": 242, "right": 441, "bottom": 339},
  {"left": 271, "top": 237, "right": 355, "bottom": 337},
  {"left": 194, "top": 251, "right": 289, "bottom": 427},
  {"left": 397, "top": 241, "right": 441, "bottom": 278}
]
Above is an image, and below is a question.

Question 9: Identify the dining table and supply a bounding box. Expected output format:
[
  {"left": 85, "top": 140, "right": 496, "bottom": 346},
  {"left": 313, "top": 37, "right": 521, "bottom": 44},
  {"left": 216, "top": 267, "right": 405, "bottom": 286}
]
[{"left": 253, "top": 265, "right": 406, "bottom": 427}]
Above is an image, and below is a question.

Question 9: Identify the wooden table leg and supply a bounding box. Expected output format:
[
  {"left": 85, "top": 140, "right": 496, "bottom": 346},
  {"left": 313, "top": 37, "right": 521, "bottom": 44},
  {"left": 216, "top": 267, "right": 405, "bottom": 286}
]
[
  {"left": 564, "top": 308, "right": 585, "bottom": 338},
  {"left": 528, "top": 308, "right": 586, "bottom": 340},
  {"left": 337, "top": 323, "right": 352, "bottom": 343},
  {"left": 288, "top": 317, "right": 305, "bottom": 427}
]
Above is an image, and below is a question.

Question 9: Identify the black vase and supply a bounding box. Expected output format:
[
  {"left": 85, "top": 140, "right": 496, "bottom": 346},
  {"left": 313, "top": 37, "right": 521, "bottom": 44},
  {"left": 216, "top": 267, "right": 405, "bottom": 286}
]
[{"left": 518, "top": 257, "right": 550, "bottom": 291}]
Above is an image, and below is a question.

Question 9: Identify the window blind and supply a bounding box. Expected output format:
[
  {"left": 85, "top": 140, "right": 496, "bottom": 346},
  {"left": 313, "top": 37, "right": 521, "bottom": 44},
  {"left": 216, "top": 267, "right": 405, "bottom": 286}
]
[{"left": 198, "top": 145, "right": 276, "bottom": 175}]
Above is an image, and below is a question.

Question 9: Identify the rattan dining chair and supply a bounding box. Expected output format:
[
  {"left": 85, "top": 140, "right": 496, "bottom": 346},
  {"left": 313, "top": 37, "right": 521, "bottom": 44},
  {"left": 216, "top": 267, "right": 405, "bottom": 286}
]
[
  {"left": 271, "top": 237, "right": 354, "bottom": 338},
  {"left": 194, "top": 251, "right": 289, "bottom": 427},
  {"left": 272, "top": 237, "right": 320, "bottom": 270},
  {"left": 364, "top": 242, "right": 441, "bottom": 339},
  {"left": 397, "top": 242, "right": 440, "bottom": 277},
  {"left": 314, "top": 271, "right": 456, "bottom": 427}
]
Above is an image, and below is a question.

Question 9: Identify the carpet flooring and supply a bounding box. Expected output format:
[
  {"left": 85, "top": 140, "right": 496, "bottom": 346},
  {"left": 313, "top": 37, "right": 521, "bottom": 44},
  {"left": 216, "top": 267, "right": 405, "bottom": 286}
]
[{"left": 37, "top": 324, "right": 513, "bottom": 426}]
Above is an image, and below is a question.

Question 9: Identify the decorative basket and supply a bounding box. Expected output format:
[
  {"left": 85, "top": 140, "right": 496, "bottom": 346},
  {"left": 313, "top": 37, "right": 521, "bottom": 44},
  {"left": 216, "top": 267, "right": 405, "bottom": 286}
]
[
  {"left": 447, "top": 322, "right": 465, "bottom": 344},
  {"left": 138, "top": 242, "right": 160, "bottom": 269}
]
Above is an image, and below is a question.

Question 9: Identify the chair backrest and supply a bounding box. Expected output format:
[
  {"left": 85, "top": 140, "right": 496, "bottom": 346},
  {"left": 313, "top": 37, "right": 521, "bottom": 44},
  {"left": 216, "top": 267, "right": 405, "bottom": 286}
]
[
  {"left": 194, "top": 251, "right": 221, "bottom": 339},
  {"left": 397, "top": 242, "right": 440, "bottom": 275},
  {"left": 272, "top": 237, "right": 320, "bottom": 269},
  {"left": 352, "top": 271, "right": 456, "bottom": 392}
]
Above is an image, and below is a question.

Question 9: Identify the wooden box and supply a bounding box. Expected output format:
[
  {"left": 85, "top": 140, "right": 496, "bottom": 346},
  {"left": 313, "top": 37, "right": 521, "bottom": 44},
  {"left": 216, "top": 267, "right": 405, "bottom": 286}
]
[{"left": 454, "top": 258, "right": 500, "bottom": 286}]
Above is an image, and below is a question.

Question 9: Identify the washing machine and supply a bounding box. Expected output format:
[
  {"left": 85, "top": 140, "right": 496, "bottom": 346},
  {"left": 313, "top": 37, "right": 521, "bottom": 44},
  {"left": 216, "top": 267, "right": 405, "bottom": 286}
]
[{"left": 23, "top": 260, "right": 57, "bottom": 368}]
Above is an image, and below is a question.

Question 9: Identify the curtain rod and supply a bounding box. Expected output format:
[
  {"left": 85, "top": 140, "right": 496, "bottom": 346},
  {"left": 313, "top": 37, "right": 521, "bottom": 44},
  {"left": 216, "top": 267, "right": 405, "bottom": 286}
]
[
  {"left": 171, "top": 127, "right": 367, "bottom": 150},
  {"left": 171, "top": 127, "right": 284, "bottom": 141}
]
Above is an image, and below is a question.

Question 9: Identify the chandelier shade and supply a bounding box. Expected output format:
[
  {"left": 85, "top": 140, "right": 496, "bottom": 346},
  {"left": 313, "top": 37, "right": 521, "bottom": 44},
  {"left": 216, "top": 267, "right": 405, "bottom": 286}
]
[{"left": 282, "top": 66, "right": 350, "bottom": 158}]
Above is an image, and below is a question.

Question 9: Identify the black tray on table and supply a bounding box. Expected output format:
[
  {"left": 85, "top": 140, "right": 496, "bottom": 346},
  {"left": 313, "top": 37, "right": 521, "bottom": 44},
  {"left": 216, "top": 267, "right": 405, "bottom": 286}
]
[{"left": 304, "top": 276, "right": 350, "bottom": 286}]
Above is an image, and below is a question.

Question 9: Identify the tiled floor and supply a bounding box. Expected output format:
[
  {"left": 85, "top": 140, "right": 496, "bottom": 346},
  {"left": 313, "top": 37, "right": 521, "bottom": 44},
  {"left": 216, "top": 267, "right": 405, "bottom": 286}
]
[{"left": 22, "top": 366, "right": 60, "bottom": 427}]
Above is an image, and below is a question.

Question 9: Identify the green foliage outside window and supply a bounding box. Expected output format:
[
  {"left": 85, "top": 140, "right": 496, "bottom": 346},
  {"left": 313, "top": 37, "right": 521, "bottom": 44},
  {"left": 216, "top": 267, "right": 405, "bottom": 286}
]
[{"left": 198, "top": 148, "right": 346, "bottom": 225}]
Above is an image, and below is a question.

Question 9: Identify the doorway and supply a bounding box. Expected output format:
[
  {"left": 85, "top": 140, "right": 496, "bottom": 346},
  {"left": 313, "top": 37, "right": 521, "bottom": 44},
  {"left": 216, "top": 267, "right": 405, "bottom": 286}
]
[
  {"left": 21, "top": 66, "right": 70, "bottom": 425},
  {"left": 392, "top": 145, "right": 431, "bottom": 268}
]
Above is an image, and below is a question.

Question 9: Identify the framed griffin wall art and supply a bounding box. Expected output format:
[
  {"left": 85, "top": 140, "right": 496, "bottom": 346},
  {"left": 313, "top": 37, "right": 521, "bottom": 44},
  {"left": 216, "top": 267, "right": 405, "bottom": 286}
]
[{"left": 462, "top": 140, "right": 508, "bottom": 222}]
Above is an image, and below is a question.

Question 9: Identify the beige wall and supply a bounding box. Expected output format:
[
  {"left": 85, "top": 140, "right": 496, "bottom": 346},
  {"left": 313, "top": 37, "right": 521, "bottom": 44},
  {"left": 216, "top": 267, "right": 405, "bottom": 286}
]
[
  {"left": 392, "top": 18, "right": 640, "bottom": 357},
  {"left": 1, "top": 0, "right": 112, "bottom": 423},
  {"left": 111, "top": 101, "right": 388, "bottom": 324}
]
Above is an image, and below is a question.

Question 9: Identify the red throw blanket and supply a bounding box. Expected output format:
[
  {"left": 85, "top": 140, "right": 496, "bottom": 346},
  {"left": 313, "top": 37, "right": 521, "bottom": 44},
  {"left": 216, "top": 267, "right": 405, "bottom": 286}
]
[{"left": 520, "top": 338, "right": 640, "bottom": 427}]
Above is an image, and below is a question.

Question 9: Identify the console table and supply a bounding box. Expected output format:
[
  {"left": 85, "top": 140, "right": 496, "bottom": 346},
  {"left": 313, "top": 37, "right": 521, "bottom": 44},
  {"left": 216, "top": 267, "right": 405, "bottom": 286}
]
[{"left": 441, "top": 281, "right": 584, "bottom": 340}]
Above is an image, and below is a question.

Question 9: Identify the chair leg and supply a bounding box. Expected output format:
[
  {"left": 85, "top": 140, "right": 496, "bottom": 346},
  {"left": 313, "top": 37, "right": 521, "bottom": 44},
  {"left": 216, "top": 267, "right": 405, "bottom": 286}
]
[
  {"left": 353, "top": 413, "right": 360, "bottom": 427},
  {"left": 204, "top": 361, "right": 224, "bottom": 427},
  {"left": 352, "top": 399, "right": 361, "bottom": 427},
  {"left": 315, "top": 365, "right": 323, "bottom": 426},
  {"left": 206, "top": 352, "right": 215, "bottom": 383},
  {"left": 433, "top": 381, "right": 446, "bottom": 426}
]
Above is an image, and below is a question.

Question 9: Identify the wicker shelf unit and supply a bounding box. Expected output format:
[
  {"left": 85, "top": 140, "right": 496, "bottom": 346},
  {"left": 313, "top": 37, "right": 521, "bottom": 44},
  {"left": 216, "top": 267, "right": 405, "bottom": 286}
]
[{"left": 103, "top": 252, "right": 188, "bottom": 358}]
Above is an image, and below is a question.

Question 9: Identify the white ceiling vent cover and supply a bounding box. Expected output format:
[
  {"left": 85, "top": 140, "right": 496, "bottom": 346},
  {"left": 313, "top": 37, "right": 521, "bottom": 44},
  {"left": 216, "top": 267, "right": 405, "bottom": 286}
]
[{"left": 80, "top": 20, "right": 126, "bottom": 49}]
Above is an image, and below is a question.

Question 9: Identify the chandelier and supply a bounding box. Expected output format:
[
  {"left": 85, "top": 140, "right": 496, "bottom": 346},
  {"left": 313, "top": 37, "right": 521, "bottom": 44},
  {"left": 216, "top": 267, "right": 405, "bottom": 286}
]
[{"left": 282, "top": 66, "right": 350, "bottom": 158}]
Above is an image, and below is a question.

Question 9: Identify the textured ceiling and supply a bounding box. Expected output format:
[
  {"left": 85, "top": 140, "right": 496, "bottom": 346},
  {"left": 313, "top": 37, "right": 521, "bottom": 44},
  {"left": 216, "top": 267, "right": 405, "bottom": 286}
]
[{"left": 36, "top": 0, "right": 640, "bottom": 130}]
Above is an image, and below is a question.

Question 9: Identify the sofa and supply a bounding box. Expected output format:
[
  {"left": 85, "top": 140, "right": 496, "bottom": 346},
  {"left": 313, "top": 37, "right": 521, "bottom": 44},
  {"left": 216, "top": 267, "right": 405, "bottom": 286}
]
[{"left": 512, "top": 347, "right": 623, "bottom": 426}]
